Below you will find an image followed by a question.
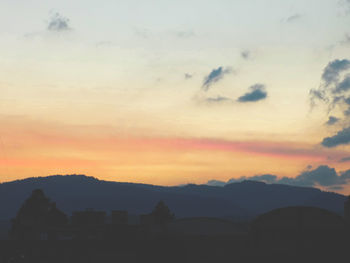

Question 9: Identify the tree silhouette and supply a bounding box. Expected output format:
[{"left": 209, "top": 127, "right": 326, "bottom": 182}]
[
  {"left": 11, "top": 189, "right": 68, "bottom": 239},
  {"left": 150, "top": 200, "right": 175, "bottom": 225}
]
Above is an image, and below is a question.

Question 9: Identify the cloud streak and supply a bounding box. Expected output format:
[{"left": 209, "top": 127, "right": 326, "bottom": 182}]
[
  {"left": 202, "top": 67, "right": 232, "bottom": 91},
  {"left": 2, "top": 115, "right": 346, "bottom": 162},
  {"left": 3, "top": 115, "right": 350, "bottom": 186},
  {"left": 205, "top": 96, "right": 233, "bottom": 104},
  {"left": 321, "top": 126, "right": 350, "bottom": 147}
]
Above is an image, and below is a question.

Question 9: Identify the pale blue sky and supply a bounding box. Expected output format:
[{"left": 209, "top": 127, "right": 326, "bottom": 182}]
[{"left": 1, "top": 0, "right": 350, "bottom": 188}]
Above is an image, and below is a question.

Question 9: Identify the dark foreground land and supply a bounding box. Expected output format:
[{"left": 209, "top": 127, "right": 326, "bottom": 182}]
[
  {"left": 1, "top": 177, "right": 350, "bottom": 262},
  {"left": 0, "top": 235, "right": 349, "bottom": 263}
]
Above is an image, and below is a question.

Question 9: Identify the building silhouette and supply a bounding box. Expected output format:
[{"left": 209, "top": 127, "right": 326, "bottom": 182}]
[
  {"left": 71, "top": 209, "right": 106, "bottom": 226},
  {"left": 111, "top": 210, "right": 128, "bottom": 225}
]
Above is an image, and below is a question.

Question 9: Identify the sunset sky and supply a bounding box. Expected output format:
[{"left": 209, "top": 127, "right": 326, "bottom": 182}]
[{"left": 1, "top": 0, "right": 350, "bottom": 193}]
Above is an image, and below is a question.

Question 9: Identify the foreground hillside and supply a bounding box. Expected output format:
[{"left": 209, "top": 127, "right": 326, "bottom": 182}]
[{"left": 0, "top": 175, "right": 346, "bottom": 220}]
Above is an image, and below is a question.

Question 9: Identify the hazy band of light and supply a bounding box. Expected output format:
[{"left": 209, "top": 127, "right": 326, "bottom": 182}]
[{"left": 0, "top": 117, "right": 349, "bottom": 186}]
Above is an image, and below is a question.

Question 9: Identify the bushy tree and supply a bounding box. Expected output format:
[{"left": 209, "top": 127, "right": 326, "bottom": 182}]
[
  {"left": 150, "top": 200, "right": 175, "bottom": 225},
  {"left": 11, "top": 189, "right": 68, "bottom": 239}
]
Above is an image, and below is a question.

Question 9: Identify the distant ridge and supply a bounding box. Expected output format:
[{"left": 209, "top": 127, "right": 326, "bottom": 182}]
[{"left": 0, "top": 175, "right": 346, "bottom": 221}]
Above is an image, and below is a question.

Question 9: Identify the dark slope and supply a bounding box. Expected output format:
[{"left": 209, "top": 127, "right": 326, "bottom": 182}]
[
  {"left": 170, "top": 180, "right": 345, "bottom": 215},
  {"left": 0, "top": 175, "right": 245, "bottom": 220},
  {"left": 0, "top": 175, "right": 346, "bottom": 220}
]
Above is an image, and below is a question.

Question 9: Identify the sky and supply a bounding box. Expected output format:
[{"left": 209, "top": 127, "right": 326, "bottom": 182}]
[{"left": 1, "top": 0, "right": 350, "bottom": 193}]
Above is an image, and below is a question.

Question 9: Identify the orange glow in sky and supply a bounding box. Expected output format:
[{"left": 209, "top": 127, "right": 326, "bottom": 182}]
[{"left": 1, "top": 0, "right": 350, "bottom": 193}]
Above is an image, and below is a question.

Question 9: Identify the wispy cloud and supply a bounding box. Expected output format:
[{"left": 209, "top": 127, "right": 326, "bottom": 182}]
[
  {"left": 47, "top": 12, "right": 71, "bottom": 32},
  {"left": 202, "top": 67, "right": 232, "bottom": 91},
  {"left": 184, "top": 73, "right": 193, "bottom": 80},
  {"left": 23, "top": 12, "right": 72, "bottom": 39},
  {"left": 205, "top": 96, "right": 233, "bottom": 104},
  {"left": 285, "top": 13, "right": 302, "bottom": 23},
  {"left": 238, "top": 84, "right": 267, "bottom": 103},
  {"left": 241, "top": 50, "right": 251, "bottom": 60}
]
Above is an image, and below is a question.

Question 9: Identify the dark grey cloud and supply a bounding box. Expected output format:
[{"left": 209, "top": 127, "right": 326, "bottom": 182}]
[
  {"left": 205, "top": 96, "right": 232, "bottom": 104},
  {"left": 309, "top": 59, "right": 350, "bottom": 147},
  {"left": 202, "top": 67, "right": 232, "bottom": 91},
  {"left": 343, "top": 96, "right": 350, "bottom": 115},
  {"left": 288, "top": 166, "right": 339, "bottom": 187},
  {"left": 47, "top": 12, "right": 71, "bottom": 32},
  {"left": 321, "top": 59, "right": 350, "bottom": 86},
  {"left": 185, "top": 73, "right": 193, "bottom": 80},
  {"left": 325, "top": 116, "right": 340, "bottom": 126},
  {"left": 286, "top": 13, "right": 302, "bottom": 23},
  {"left": 321, "top": 126, "right": 350, "bottom": 147},
  {"left": 334, "top": 75, "right": 350, "bottom": 93},
  {"left": 207, "top": 165, "right": 350, "bottom": 190},
  {"left": 241, "top": 50, "right": 250, "bottom": 60},
  {"left": 238, "top": 84, "right": 267, "bottom": 103},
  {"left": 340, "top": 169, "right": 350, "bottom": 180}
]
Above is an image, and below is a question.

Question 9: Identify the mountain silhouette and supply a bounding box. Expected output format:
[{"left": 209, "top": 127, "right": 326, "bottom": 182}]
[{"left": 0, "top": 175, "right": 346, "bottom": 221}]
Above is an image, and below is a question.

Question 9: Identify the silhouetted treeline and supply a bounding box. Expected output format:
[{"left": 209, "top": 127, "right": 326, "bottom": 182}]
[{"left": 1, "top": 180, "right": 350, "bottom": 262}]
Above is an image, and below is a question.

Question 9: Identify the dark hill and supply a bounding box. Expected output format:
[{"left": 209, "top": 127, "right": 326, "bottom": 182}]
[{"left": 0, "top": 175, "right": 346, "bottom": 221}]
